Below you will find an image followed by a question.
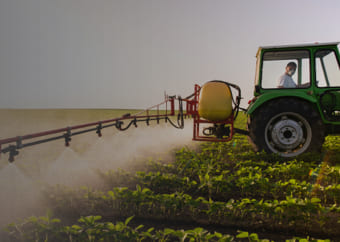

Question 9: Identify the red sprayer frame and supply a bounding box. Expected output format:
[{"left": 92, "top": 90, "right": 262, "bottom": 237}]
[{"left": 184, "top": 84, "right": 235, "bottom": 142}]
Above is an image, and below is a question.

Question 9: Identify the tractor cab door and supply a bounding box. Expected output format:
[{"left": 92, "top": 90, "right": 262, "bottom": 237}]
[{"left": 315, "top": 48, "right": 340, "bottom": 121}]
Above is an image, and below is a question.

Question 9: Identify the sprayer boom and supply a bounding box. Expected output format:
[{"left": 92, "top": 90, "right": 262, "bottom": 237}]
[
  {"left": 0, "top": 95, "right": 186, "bottom": 162},
  {"left": 0, "top": 81, "right": 245, "bottom": 162}
]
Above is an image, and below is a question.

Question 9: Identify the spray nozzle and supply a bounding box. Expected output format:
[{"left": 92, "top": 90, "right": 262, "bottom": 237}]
[
  {"left": 116, "top": 121, "right": 123, "bottom": 130},
  {"left": 8, "top": 145, "right": 19, "bottom": 163},
  {"left": 96, "top": 123, "right": 103, "bottom": 137},
  {"left": 64, "top": 128, "right": 72, "bottom": 147}
]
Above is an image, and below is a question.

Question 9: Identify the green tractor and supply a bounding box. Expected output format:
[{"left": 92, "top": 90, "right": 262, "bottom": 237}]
[
  {"left": 1, "top": 42, "right": 340, "bottom": 162},
  {"left": 247, "top": 42, "right": 340, "bottom": 157}
]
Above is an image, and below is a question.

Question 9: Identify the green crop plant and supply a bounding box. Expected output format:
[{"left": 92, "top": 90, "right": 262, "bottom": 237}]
[
  {"left": 7, "top": 215, "right": 333, "bottom": 242},
  {"left": 6, "top": 112, "right": 340, "bottom": 241}
]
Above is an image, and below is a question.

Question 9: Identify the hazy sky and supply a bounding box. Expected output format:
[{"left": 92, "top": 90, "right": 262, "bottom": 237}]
[{"left": 0, "top": 0, "right": 339, "bottom": 109}]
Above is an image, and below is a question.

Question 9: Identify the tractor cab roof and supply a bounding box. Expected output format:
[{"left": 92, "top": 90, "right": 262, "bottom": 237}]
[
  {"left": 259, "top": 42, "right": 340, "bottom": 50},
  {"left": 256, "top": 42, "right": 340, "bottom": 59}
]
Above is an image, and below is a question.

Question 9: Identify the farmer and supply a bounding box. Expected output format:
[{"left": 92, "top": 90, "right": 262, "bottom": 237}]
[{"left": 277, "top": 62, "right": 297, "bottom": 88}]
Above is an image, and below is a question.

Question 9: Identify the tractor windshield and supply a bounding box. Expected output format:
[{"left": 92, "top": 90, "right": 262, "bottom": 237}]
[
  {"left": 315, "top": 48, "right": 340, "bottom": 87},
  {"left": 261, "top": 50, "right": 310, "bottom": 89}
]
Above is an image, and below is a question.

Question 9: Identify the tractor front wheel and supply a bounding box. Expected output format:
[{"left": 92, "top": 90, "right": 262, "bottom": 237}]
[{"left": 248, "top": 99, "right": 325, "bottom": 157}]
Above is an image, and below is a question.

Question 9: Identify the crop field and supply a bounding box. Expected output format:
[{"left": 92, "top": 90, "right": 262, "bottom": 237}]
[{"left": 2, "top": 110, "right": 340, "bottom": 241}]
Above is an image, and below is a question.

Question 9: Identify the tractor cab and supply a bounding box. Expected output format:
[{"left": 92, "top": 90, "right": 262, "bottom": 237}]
[
  {"left": 247, "top": 42, "right": 340, "bottom": 157},
  {"left": 250, "top": 42, "right": 340, "bottom": 123}
]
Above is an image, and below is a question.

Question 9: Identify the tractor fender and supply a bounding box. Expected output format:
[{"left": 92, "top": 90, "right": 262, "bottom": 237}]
[{"left": 247, "top": 92, "right": 317, "bottom": 116}]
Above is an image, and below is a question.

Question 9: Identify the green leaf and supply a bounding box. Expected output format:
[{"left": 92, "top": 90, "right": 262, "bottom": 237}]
[
  {"left": 28, "top": 216, "right": 38, "bottom": 223},
  {"left": 106, "top": 223, "right": 115, "bottom": 230},
  {"left": 164, "top": 228, "right": 175, "bottom": 235},
  {"left": 136, "top": 184, "right": 142, "bottom": 192},
  {"left": 311, "top": 197, "right": 321, "bottom": 204},
  {"left": 193, "top": 227, "right": 204, "bottom": 233},
  {"left": 142, "top": 188, "right": 151, "bottom": 194},
  {"left": 214, "top": 232, "right": 222, "bottom": 238},
  {"left": 124, "top": 216, "right": 134, "bottom": 225},
  {"left": 215, "top": 175, "right": 223, "bottom": 181},
  {"left": 172, "top": 230, "right": 186, "bottom": 239},
  {"left": 135, "top": 224, "right": 144, "bottom": 231},
  {"left": 51, "top": 218, "right": 61, "bottom": 223},
  {"left": 236, "top": 231, "right": 249, "bottom": 238},
  {"left": 71, "top": 225, "right": 82, "bottom": 230},
  {"left": 249, "top": 233, "right": 259, "bottom": 240},
  {"left": 107, "top": 190, "right": 115, "bottom": 198},
  {"left": 297, "top": 239, "right": 308, "bottom": 242}
]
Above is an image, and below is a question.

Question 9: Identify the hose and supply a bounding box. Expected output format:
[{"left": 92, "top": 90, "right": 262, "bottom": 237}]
[{"left": 167, "top": 97, "right": 184, "bottom": 129}]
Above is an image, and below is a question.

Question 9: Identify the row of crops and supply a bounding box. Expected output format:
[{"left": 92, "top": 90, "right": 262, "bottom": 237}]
[
  {"left": 5, "top": 115, "right": 340, "bottom": 241},
  {"left": 5, "top": 214, "right": 293, "bottom": 242}
]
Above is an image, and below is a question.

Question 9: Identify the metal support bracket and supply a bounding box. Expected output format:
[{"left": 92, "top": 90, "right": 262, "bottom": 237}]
[{"left": 16, "top": 136, "right": 23, "bottom": 149}]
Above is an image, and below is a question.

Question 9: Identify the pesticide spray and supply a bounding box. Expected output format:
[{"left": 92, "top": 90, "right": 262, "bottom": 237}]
[
  {"left": 0, "top": 81, "right": 243, "bottom": 240},
  {"left": 0, "top": 111, "right": 194, "bottom": 239}
]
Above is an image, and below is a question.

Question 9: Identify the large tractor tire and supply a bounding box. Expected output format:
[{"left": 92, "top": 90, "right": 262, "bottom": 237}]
[{"left": 247, "top": 98, "right": 325, "bottom": 157}]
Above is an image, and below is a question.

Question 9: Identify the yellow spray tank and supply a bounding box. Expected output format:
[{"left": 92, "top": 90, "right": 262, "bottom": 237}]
[{"left": 198, "top": 81, "right": 233, "bottom": 121}]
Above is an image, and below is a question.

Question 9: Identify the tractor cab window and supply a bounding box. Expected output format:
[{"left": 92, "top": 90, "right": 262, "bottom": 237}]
[
  {"left": 315, "top": 49, "right": 340, "bottom": 87},
  {"left": 261, "top": 50, "right": 310, "bottom": 89}
]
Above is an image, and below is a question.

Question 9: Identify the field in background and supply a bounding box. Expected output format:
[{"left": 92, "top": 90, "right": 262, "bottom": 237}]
[{"left": 0, "top": 109, "right": 141, "bottom": 137}]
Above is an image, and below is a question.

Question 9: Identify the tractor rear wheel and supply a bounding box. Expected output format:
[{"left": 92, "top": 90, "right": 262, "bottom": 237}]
[{"left": 247, "top": 99, "right": 325, "bottom": 157}]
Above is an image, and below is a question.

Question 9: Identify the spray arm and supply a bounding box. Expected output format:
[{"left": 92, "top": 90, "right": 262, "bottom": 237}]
[{"left": 0, "top": 96, "right": 185, "bottom": 162}]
